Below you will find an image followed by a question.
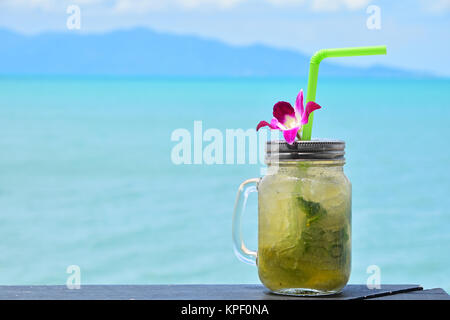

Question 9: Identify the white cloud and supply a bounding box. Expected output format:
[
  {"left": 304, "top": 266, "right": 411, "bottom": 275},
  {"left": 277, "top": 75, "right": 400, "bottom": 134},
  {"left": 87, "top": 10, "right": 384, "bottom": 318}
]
[
  {"left": 0, "top": 0, "right": 374, "bottom": 12},
  {"left": 113, "top": 0, "right": 167, "bottom": 13},
  {"left": 342, "top": 0, "right": 373, "bottom": 10},
  {"left": 0, "top": 0, "right": 106, "bottom": 11},
  {"left": 108, "top": 0, "right": 248, "bottom": 13},
  {"left": 265, "top": 0, "right": 306, "bottom": 6},
  {"left": 1, "top": 0, "right": 56, "bottom": 10},
  {"left": 311, "top": 0, "right": 373, "bottom": 12},
  {"left": 176, "top": 0, "right": 244, "bottom": 9},
  {"left": 112, "top": 0, "right": 375, "bottom": 12},
  {"left": 422, "top": 0, "right": 450, "bottom": 13}
]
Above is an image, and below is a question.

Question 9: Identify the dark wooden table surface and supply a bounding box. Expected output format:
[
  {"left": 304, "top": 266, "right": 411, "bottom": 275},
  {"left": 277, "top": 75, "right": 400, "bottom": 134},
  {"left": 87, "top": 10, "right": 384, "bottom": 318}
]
[{"left": 0, "top": 284, "right": 448, "bottom": 300}]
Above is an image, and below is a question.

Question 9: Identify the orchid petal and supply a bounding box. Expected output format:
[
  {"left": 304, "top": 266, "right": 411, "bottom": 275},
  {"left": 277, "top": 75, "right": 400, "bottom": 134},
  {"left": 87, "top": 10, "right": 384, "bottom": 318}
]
[
  {"left": 295, "top": 89, "right": 304, "bottom": 117},
  {"left": 257, "top": 121, "right": 273, "bottom": 131},
  {"left": 273, "top": 101, "right": 296, "bottom": 126},
  {"left": 256, "top": 118, "right": 281, "bottom": 131},
  {"left": 270, "top": 117, "right": 283, "bottom": 129},
  {"left": 283, "top": 127, "right": 300, "bottom": 145},
  {"left": 300, "top": 101, "right": 322, "bottom": 125}
]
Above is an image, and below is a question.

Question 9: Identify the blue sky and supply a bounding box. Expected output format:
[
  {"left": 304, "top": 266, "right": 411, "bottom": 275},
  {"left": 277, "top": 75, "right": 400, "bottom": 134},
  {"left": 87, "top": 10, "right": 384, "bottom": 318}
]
[{"left": 0, "top": 0, "right": 449, "bottom": 76}]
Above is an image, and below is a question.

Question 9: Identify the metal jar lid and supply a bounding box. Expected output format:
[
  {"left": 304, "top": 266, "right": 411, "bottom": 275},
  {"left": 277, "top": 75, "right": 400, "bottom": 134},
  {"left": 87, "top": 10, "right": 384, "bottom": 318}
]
[{"left": 266, "top": 139, "right": 345, "bottom": 161}]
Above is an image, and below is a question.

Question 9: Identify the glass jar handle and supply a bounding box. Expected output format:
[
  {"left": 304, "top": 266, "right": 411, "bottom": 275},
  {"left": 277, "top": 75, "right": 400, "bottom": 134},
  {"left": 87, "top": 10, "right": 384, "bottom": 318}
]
[{"left": 232, "top": 178, "right": 259, "bottom": 266}]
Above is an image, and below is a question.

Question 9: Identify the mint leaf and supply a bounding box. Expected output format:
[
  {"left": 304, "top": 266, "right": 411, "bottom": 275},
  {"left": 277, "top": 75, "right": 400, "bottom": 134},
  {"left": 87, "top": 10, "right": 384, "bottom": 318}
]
[{"left": 297, "top": 196, "right": 327, "bottom": 225}]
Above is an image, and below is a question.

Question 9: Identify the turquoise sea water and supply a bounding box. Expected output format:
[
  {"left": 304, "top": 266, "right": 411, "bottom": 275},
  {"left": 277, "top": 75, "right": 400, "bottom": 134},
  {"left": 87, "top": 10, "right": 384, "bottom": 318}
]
[{"left": 0, "top": 76, "right": 449, "bottom": 290}]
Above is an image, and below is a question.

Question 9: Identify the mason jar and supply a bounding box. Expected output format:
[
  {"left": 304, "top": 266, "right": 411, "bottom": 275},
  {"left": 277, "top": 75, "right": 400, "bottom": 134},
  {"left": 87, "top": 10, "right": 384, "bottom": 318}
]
[{"left": 232, "top": 139, "right": 352, "bottom": 296}]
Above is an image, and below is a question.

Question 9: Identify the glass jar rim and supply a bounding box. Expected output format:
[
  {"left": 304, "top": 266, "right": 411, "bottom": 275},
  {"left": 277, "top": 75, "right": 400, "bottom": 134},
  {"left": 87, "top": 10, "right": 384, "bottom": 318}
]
[
  {"left": 265, "top": 139, "right": 346, "bottom": 163},
  {"left": 265, "top": 159, "right": 346, "bottom": 167}
]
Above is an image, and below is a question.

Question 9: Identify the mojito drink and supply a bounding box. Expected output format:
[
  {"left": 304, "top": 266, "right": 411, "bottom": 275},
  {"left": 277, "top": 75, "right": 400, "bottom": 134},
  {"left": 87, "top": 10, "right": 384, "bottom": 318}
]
[{"left": 257, "top": 162, "right": 351, "bottom": 295}]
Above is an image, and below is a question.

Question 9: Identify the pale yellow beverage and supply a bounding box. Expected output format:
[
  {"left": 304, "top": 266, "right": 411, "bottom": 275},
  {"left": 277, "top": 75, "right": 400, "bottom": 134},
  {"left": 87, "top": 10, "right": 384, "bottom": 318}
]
[
  {"left": 257, "top": 161, "right": 351, "bottom": 295},
  {"left": 232, "top": 140, "right": 351, "bottom": 296}
]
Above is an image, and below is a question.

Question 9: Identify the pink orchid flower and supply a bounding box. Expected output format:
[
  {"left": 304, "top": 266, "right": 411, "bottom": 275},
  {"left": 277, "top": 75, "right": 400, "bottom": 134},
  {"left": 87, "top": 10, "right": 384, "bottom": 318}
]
[{"left": 256, "top": 89, "right": 322, "bottom": 144}]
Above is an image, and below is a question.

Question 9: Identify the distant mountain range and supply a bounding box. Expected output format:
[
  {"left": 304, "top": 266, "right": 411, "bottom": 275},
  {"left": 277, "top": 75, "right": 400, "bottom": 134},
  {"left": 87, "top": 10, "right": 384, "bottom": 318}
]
[{"left": 0, "top": 28, "right": 422, "bottom": 77}]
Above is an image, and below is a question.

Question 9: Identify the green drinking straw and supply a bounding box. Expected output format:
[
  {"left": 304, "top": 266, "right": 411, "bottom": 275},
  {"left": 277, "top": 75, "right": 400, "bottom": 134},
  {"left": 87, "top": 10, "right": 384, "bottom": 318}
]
[{"left": 301, "top": 45, "right": 387, "bottom": 140}]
